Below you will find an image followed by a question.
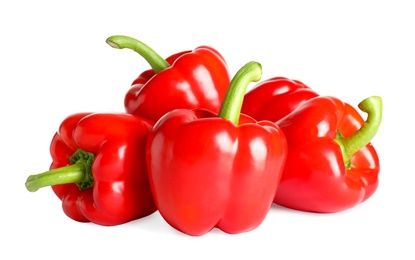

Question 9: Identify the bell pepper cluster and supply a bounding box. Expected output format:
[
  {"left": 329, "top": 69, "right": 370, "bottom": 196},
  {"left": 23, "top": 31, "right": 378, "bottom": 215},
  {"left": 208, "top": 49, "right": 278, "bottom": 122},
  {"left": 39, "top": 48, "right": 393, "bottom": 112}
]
[{"left": 25, "top": 35, "right": 383, "bottom": 236}]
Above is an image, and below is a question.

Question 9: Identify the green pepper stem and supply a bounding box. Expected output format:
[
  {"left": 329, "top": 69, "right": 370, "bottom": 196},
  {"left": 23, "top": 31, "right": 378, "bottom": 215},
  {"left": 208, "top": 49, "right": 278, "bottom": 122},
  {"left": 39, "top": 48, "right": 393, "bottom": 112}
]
[
  {"left": 25, "top": 164, "right": 85, "bottom": 192},
  {"left": 106, "top": 35, "right": 170, "bottom": 73},
  {"left": 25, "top": 149, "right": 95, "bottom": 192},
  {"left": 335, "top": 96, "right": 383, "bottom": 168},
  {"left": 218, "top": 61, "right": 262, "bottom": 125}
]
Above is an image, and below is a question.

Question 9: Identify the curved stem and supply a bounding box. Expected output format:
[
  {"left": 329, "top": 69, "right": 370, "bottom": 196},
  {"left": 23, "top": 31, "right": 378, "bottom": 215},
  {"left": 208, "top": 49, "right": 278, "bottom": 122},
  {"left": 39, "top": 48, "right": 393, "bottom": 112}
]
[
  {"left": 335, "top": 96, "right": 382, "bottom": 168},
  {"left": 218, "top": 61, "right": 262, "bottom": 125},
  {"left": 106, "top": 35, "right": 170, "bottom": 73},
  {"left": 25, "top": 164, "right": 85, "bottom": 192}
]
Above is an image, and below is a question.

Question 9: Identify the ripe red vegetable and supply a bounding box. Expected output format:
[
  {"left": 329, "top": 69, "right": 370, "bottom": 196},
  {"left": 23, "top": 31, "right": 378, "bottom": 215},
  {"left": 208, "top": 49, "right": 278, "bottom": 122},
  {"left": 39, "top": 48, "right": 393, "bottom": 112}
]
[
  {"left": 241, "top": 76, "right": 319, "bottom": 122},
  {"left": 240, "top": 76, "right": 382, "bottom": 213},
  {"left": 25, "top": 112, "right": 157, "bottom": 225},
  {"left": 106, "top": 35, "right": 231, "bottom": 122},
  {"left": 146, "top": 61, "right": 287, "bottom": 236},
  {"left": 273, "top": 95, "right": 382, "bottom": 213}
]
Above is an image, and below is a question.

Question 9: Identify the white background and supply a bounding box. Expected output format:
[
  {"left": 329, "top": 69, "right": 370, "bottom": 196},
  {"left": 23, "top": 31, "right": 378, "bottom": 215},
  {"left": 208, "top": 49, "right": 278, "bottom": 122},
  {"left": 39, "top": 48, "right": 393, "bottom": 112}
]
[{"left": 1, "top": 0, "right": 414, "bottom": 259}]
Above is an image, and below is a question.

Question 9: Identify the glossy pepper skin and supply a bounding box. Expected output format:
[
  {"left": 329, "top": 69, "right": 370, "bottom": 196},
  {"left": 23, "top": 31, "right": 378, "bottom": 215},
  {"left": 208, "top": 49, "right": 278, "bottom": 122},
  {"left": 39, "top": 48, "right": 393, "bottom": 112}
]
[
  {"left": 241, "top": 76, "right": 319, "bottom": 122},
  {"left": 126, "top": 51, "right": 189, "bottom": 114},
  {"left": 106, "top": 35, "right": 231, "bottom": 122},
  {"left": 25, "top": 112, "right": 157, "bottom": 225},
  {"left": 273, "top": 95, "right": 382, "bottom": 213},
  {"left": 146, "top": 62, "right": 287, "bottom": 236}
]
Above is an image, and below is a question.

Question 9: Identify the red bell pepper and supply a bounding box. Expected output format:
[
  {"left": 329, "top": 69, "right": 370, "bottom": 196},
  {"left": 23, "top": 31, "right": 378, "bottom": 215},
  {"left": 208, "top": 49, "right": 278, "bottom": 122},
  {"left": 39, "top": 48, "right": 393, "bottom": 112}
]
[
  {"left": 25, "top": 112, "right": 157, "bottom": 226},
  {"left": 146, "top": 61, "right": 287, "bottom": 236},
  {"left": 241, "top": 76, "right": 319, "bottom": 122},
  {"left": 106, "top": 35, "right": 231, "bottom": 122},
  {"left": 273, "top": 95, "right": 383, "bottom": 213}
]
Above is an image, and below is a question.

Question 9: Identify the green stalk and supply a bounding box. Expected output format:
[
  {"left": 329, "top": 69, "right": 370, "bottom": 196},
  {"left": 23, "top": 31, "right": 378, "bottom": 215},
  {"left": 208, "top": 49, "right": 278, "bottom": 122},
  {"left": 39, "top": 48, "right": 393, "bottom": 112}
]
[
  {"left": 218, "top": 61, "right": 262, "bottom": 125},
  {"left": 106, "top": 35, "right": 170, "bottom": 73},
  {"left": 25, "top": 149, "right": 95, "bottom": 192},
  {"left": 335, "top": 96, "right": 383, "bottom": 168}
]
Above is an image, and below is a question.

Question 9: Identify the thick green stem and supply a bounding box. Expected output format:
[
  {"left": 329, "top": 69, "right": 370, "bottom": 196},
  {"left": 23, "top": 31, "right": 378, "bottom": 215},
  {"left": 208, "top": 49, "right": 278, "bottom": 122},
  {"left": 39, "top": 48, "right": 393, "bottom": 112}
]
[
  {"left": 218, "top": 61, "right": 262, "bottom": 125},
  {"left": 25, "top": 164, "right": 85, "bottom": 192},
  {"left": 106, "top": 35, "right": 170, "bottom": 73},
  {"left": 25, "top": 149, "right": 95, "bottom": 192},
  {"left": 335, "top": 96, "right": 382, "bottom": 168}
]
